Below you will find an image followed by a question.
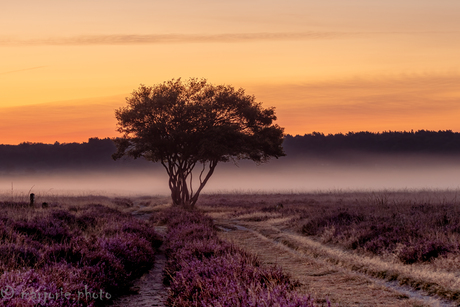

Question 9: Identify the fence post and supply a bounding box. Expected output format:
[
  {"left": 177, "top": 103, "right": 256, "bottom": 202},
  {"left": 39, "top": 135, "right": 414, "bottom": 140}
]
[{"left": 30, "top": 193, "right": 35, "bottom": 206}]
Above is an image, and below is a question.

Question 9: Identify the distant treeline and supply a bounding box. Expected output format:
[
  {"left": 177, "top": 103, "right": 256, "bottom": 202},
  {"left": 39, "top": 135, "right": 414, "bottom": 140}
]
[
  {"left": 0, "top": 138, "right": 151, "bottom": 173},
  {"left": 283, "top": 130, "right": 460, "bottom": 155},
  {"left": 1, "top": 130, "right": 460, "bottom": 172}
]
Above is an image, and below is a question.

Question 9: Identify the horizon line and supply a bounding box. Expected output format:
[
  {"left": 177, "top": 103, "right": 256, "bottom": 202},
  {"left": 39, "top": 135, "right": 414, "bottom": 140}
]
[{"left": 2, "top": 129, "right": 459, "bottom": 146}]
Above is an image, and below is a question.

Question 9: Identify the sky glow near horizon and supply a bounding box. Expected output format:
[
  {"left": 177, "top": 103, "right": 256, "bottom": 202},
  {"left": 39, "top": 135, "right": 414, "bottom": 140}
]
[{"left": 1, "top": 0, "right": 460, "bottom": 144}]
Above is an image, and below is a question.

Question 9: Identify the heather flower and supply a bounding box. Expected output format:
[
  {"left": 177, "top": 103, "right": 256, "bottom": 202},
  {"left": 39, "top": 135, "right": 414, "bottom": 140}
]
[{"left": 162, "top": 208, "right": 326, "bottom": 307}]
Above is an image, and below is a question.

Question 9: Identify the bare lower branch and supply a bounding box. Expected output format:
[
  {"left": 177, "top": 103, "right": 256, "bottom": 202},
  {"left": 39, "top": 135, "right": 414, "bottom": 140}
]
[
  {"left": 190, "top": 171, "right": 193, "bottom": 198},
  {"left": 190, "top": 160, "right": 218, "bottom": 207},
  {"left": 199, "top": 162, "right": 206, "bottom": 184}
]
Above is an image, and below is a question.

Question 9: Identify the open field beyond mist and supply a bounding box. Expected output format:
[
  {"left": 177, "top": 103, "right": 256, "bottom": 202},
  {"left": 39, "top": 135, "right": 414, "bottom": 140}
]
[{"left": 1, "top": 190, "right": 460, "bottom": 306}]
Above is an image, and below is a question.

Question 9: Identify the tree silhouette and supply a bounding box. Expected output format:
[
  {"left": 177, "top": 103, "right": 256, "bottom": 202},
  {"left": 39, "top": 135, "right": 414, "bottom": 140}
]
[{"left": 112, "top": 78, "right": 285, "bottom": 208}]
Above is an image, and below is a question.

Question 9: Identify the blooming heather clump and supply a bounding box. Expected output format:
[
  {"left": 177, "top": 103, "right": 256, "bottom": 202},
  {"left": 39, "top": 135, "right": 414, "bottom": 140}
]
[
  {"left": 98, "top": 233, "right": 155, "bottom": 279},
  {"left": 13, "top": 218, "right": 75, "bottom": 244},
  {"left": 0, "top": 243, "right": 41, "bottom": 268},
  {"left": 104, "top": 219, "right": 163, "bottom": 250},
  {"left": 0, "top": 269, "right": 62, "bottom": 307},
  {"left": 299, "top": 204, "right": 460, "bottom": 264},
  {"left": 163, "top": 208, "right": 325, "bottom": 307},
  {"left": 0, "top": 201, "right": 163, "bottom": 306}
]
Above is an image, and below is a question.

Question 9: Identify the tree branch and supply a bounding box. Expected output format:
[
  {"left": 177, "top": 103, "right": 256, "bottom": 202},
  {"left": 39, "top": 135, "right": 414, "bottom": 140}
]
[{"left": 191, "top": 160, "right": 218, "bottom": 207}]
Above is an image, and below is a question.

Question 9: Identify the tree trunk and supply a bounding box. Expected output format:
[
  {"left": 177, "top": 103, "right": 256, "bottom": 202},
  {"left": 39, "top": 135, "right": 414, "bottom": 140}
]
[{"left": 165, "top": 160, "right": 218, "bottom": 209}]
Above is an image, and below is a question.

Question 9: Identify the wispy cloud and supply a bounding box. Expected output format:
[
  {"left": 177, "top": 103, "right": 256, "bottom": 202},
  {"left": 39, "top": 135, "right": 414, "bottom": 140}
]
[
  {"left": 0, "top": 32, "right": 354, "bottom": 46},
  {"left": 0, "top": 66, "right": 46, "bottom": 75},
  {"left": 1, "top": 31, "right": 459, "bottom": 46}
]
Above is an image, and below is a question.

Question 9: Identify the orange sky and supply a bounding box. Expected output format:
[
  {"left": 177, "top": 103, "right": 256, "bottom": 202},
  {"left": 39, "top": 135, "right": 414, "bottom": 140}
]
[{"left": 1, "top": 1, "right": 460, "bottom": 144}]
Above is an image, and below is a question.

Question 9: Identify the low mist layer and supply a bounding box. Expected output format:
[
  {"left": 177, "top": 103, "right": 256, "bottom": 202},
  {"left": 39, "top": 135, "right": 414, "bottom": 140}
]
[
  {"left": 1, "top": 153, "right": 460, "bottom": 196},
  {"left": 2, "top": 133, "right": 460, "bottom": 195}
]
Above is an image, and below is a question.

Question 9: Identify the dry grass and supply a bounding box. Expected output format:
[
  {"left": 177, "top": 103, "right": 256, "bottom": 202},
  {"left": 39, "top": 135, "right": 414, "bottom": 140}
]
[
  {"left": 218, "top": 225, "right": 428, "bottom": 307},
  {"left": 245, "top": 221, "right": 460, "bottom": 302},
  {"left": 0, "top": 192, "right": 171, "bottom": 214},
  {"left": 199, "top": 190, "right": 460, "bottom": 306}
]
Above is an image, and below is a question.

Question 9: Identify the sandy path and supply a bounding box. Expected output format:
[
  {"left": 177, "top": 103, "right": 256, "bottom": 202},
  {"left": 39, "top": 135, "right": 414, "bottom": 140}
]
[
  {"left": 214, "top": 218, "right": 455, "bottom": 307},
  {"left": 110, "top": 212, "right": 168, "bottom": 307},
  {"left": 110, "top": 250, "right": 168, "bottom": 307}
]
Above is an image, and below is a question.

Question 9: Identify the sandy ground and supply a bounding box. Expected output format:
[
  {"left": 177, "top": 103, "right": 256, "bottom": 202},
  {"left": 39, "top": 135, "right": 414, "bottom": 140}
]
[
  {"left": 110, "top": 218, "right": 168, "bottom": 307},
  {"left": 213, "top": 217, "right": 456, "bottom": 307}
]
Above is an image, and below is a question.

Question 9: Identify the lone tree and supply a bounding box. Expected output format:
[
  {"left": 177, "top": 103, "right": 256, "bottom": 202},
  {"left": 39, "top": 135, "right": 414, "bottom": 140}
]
[{"left": 113, "top": 78, "right": 285, "bottom": 208}]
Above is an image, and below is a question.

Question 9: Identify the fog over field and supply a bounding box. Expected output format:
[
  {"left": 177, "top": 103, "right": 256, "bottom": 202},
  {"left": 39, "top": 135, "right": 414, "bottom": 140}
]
[
  {"left": 2, "top": 153, "right": 460, "bottom": 196},
  {"left": 209, "top": 154, "right": 460, "bottom": 192}
]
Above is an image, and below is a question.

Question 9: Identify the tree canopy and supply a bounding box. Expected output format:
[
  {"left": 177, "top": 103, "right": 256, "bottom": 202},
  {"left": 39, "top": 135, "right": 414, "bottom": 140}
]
[{"left": 112, "top": 78, "right": 285, "bottom": 208}]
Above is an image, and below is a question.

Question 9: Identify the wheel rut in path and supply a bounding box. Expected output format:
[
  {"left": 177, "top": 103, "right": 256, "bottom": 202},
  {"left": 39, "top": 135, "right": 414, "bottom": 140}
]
[{"left": 215, "top": 219, "right": 456, "bottom": 307}]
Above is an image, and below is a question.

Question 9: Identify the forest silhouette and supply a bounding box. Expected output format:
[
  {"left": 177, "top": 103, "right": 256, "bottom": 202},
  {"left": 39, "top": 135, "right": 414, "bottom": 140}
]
[
  {"left": 1, "top": 130, "right": 460, "bottom": 173},
  {"left": 284, "top": 130, "right": 460, "bottom": 155}
]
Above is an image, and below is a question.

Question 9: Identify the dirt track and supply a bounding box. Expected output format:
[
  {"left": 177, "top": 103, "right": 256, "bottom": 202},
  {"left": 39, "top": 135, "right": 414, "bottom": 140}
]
[
  {"left": 110, "top": 212, "right": 168, "bottom": 307},
  {"left": 214, "top": 217, "right": 456, "bottom": 307}
]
